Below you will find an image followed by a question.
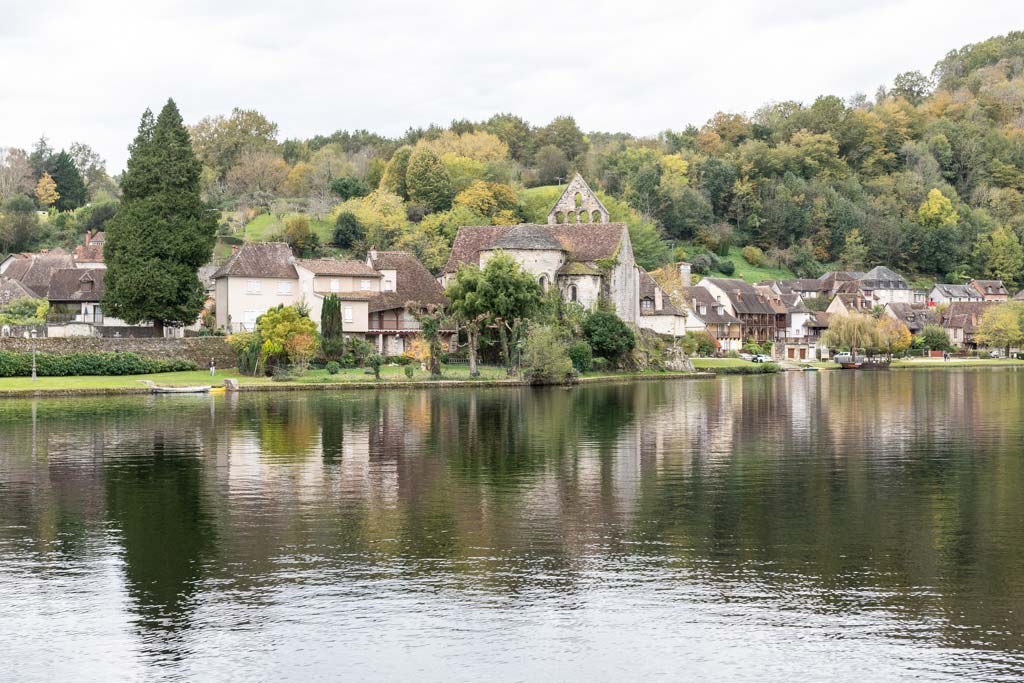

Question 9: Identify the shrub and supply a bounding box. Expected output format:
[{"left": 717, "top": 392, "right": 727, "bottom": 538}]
[
  {"left": 326, "top": 361, "right": 341, "bottom": 375},
  {"left": 691, "top": 253, "right": 714, "bottom": 275},
  {"left": 404, "top": 365, "right": 414, "bottom": 379},
  {"left": 385, "top": 355, "right": 414, "bottom": 365},
  {"left": 567, "top": 341, "right": 593, "bottom": 373},
  {"left": 716, "top": 259, "right": 736, "bottom": 276},
  {"left": 583, "top": 310, "right": 635, "bottom": 365},
  {"left": 367, "top": 353, "right": 384, "bottom": 380},
  {"left": 742, "top": 245, "right": 765, "bottom": 267},
  {"left": 684, "top": 330, "right": 718, "bottom": 356},
  {"left": 0, "top": 351, "right": 195, "bottom": 378},
  {"left": 522, "top": 325, "right": 575, "bottom": 384}
]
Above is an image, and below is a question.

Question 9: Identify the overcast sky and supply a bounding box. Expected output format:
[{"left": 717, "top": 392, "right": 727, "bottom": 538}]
[{"left": 0, "top": 0, "right": 1018, "bottom": 171}]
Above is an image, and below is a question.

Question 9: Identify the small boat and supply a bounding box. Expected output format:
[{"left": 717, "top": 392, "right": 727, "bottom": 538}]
[
  {"left": 138, "top": 380, "right": 212, "bottom": 394},
  {"left": 802, "top": 366, "right": 819, "bottom": 372}
]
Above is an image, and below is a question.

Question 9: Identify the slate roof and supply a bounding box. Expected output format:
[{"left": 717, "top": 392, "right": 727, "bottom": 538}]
[
  {"left": 366, "top": 251, "right": 447, "bottom": 313},
  {"left": 0, "top": 277, "right": 35, "bottom": 306},
  {"left": 212, "top": 242, "right": 298, "bottom": 279},
  {"left": 443, "top": 223, "right": 627, "bottom": 275},
  {"left": 941, "top": 302, "right": 997, "bottom": 335},
  {"left": 1015, "top": 290, "right": 1024, "bottom": 301},
  {"left": 860, "top": 266, "right": 908, "bottom": 287},
  {"left": 886, "top": 303, "right": 936, "bottom": 333},
  {"left": 932, "top": 283, "right": 981, "bottom": 300},
  {"left": 807, "top": 312, "right": 831, "bottom": 329},
  {"left": 638, "top": 269, "right": 684, "bottom": 317},
  {"left": 702, "top": 278, "right": 780, "bottom": 315},
  {"left": 779, "top": 292, "right": 811, "bottom": 314},
  {"left": 298, "top": 258, "right": 380, "bottom": 277},
  {"left": 680, "top": 286, "right": 742, "bottom": 325},
  {"left": 48, "top": 268, "right": 104, "bottom": 303},
  {"left": 2, "top": 250, "right": 75, "bottom": 297}
]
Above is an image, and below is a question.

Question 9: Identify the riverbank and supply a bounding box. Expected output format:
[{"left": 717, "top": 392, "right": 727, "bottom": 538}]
[
  {"left": 0, "top": 366, "right": 715, "bottom": 398},
  {"left": 791, "top": 358, "right": 1024, "bottom": 370}
]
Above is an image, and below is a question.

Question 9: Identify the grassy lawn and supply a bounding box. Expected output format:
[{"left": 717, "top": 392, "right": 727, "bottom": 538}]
[
  {"left": 243, "top": 213, "right": 335, "bottom": 243},
  {"left": 892, "top": 358, "right": 1024, "bottom": 369},
  {"left": 677, "top": 245, "right": 795, "bottom": 284},
  {"left": 690, "top": 358, "right": 757, "bottom": 368}
]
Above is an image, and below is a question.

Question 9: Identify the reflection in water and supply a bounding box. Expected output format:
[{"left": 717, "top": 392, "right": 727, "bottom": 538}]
[{"left": 1, "top": 371, "right": 1023, "bottom": 681}]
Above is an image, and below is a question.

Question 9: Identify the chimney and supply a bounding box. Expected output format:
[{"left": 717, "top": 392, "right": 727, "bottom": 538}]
[
  {"left": 678, "top": 261, "right": 691, "bottom": 284},
  {"left": 84, "top": 232, "right": 92, "bottom": 246},
  {"left": 654, "top": 286, "right": 663, "bottom": 312},
  {"left": 691, "top": 297, "right": 697, "bottom": 311},
  {"left": 369, "top": 246, "right": 378, "bottom": 261},
  {"left": 231, "top": 245, "right": 239, "bottom": 256}
]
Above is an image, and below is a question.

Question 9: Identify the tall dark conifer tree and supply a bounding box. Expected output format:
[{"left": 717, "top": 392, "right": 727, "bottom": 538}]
[
  {"left": 47, "top": 151, "right": 87, "bottom": 211},
  {"left": 104, "top": 100, "right": 217, "bottom": 335}
]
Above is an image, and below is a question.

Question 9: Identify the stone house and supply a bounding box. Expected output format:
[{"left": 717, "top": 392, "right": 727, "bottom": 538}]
[
  {"left": 637, "top": 269, "right": 687, "bottom": 337},
  {"left": 366, "top": 249, "right": 447, "bottom": 355},
  {"left": 679, "top": 285, "right": 743, "bottom": 352},
  {"left": 940, "top": 301, "right": 997, "bottom": 349},
  {"left": 855, "top": 266, "right": 918, "bottom": 305},
  {"left": 213, "top": 242, "right": 381, "bottom": 334},
  {"left": 826, "top": 292, "right": 875, "bottom": 316},
  {"left": 884, "top": 302, "right": 936, "bottom": 335},
  {"left": 442, "top": 175, "right": 640, "bottom": 326},
  {"left": 968, "top": 279, "right": 1009, "bottom": 302},
  {"left": 45, "top": 268, "right": 146, "bottom": 337}
]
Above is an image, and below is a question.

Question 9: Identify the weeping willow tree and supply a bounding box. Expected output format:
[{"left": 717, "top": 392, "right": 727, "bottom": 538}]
[{"left": 822, "top": 313, "right": 880, "bottom": 356}]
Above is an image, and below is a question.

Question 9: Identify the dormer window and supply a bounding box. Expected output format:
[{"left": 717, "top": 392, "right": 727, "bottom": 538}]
[{"left": 641, "top": 298, "right": 654, "bottom": 312}]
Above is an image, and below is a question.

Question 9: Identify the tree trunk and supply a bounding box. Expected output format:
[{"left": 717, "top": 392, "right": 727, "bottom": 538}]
[
  {"left": 498, "top": 322, "right": 510, "bottom": 371},
  {"left": 468, "top": 326, "right": 479, "bottom": 377}
]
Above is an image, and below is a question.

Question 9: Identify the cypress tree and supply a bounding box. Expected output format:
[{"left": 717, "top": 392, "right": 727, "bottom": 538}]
[
  {"left": 320, "top": 293, "right": 345, "bottom": 359},
  {"left": 104, "top": 100, "right": 217, "bottom": 335},
  {"left": 47, "top": 150, "right": 87, "bottom": 211}
]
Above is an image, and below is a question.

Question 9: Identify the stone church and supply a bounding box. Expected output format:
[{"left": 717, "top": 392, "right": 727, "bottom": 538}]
[{"left": 441, "top": 174, "right": 686, "bottom": 335}]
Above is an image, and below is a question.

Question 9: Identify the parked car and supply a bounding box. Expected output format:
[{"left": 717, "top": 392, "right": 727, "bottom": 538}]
[
  {"left": 752, "top": 354, "right": 773, "bottom": 363},
  {"left": 988, "top": 350, "right": 1001, "bottom": 358},
  {"left": 833, "top": 352, "right": 864, "bottom": 365}
]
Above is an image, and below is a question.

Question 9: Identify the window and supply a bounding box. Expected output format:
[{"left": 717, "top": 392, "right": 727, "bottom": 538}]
[
  {"left": 360, "top": 279, "right": 371, "bottom": 291},
  {"left": 383, "top": 278, "right": 394, "bottom": 292},
  {"left": 246, "top": 279, "right": 262, "bottom": 294},
  {"left": 278, "top": 281, "right": 292, "bottom": 295},
  {"left": 538, "top": 275, "right": 547, "bottom": 291},
  {"left": 330, "top": 279, "right": 340, "bottom": 292},
  {"left": 568, "top": 285, "right": 578, "bottom": 302},
  {"left": 344, "top": 306, "right": 353, "bottom": 322},
  {"left": 641, "top": 298, "right": 654, "bottom": 312}
]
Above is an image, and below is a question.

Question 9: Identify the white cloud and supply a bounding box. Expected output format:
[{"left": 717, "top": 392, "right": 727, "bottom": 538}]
[{"left": 0, "top": 0, "right": 1017, "bottom": 171}]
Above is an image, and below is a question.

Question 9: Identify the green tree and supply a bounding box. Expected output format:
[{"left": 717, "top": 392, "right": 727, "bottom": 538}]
[
  {"left": 974, "top": 303, "right": 1024, "bottom": 357},
  {"left": 445, "top": 264, "right": 489, "bottom": 376},
  {"left": 329, "top": 175, "right": 369, "bottom": 200},
  {"left": 533, "top": 144, "right": 570, "bottom": 186},
  {"left": 974, "top": 226, "right": 1024, "bottom": 289},
  {"left": 480, "top": 253, "right": 543, "bottom": 373},
  {"left": 410, "top": 304, "right": 448, "bottom": 377},
  {"left": 918, "top": 324, "right": 954, "bottom": 352},
  {"left": 256, "top": 305, "right": 318, "bottom": 369},
  {"left": 189, "top": 107, "right": 279, "bottom": 179},
  {"left": 522, "top": 325, "right": 575, "bottom": 384},
  {"left": 0, "top": 195, "right": 41, "bottom": 253},
  {"left": 47, "top": 150, "right": 87, "bottom": 211},
  {"left": 406, "top": 148, "right": 453, "bottom": 212},
  {"left": 582, "top": 310, "right": 636, "bottom": 365},
  {"left": 822, "top": 313, "right": 879, "bottom": 355},
  {"left": 283, "top": 215, "right": 320, "bottom": 257},
  {"left": 913, "top": 189, "right": 960, "bottom": 277},
  {"left": 104, "top": 100, "right": 218, "bottom": 335},
  {"left": 332, "top": 211, "right": 365, "bottom": 249},
  {"left": 838, "top": 228, "right": 869, "bottom": 271},
  {"left": 320, "top": 294, "right": 345, "bottom": 360},
  {"left": 380, "top": 146, "right": 412, "bottom": 199},
  {"left": 536, "top": 116, "right": 587, "bottom": 160}
]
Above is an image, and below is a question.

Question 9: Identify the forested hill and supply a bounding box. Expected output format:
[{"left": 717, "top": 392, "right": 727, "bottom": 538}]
[{"left": 3, "top": 31, "right": 1024, "bottom": 287}]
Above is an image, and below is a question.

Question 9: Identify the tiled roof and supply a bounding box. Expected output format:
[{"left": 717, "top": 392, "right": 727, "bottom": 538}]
[
  {"left": 487, "top": 225, "right": 564, "bottom": 251},
  {"left": 679, "top": 286, "right": 742, "bottom": 325},
  {"left": 702, "top": 278, "right": 780, "bottom": 315},
  {"left": 212, "top": 242, "right": 297, "bottom": 279},
  {"left": 779, "top": 292, "right": 810, "bottom": 314},
  {"left": 299, "top": 258, "right": 380, "bottom": 277},
  {"left": 886, "top": 303, "right": 936, "bottom": 333},
  {"left": 969, "top": 279, "right": 1008, "bottom": 296},
  {"left": 367, "top": 251, "right": 446, "bottom": 313},
  {"left": 557, "top": 261, "right": 602, "bottom": 276},
  {"left": 638, "top": 268, "right": 684, "bottom": 316},
  {"left": 1, "top": 250, "right": 75, "bottom": 297},
  {"left": 48, "top": 268, "right": 104, "bottom": 302},
  {"left": 0, "top": 277, "right": 35, "bottom": 306},
  {"left": 74, "top": 242, "right": 104, "bottom": 264},
  {"left": 443, "top": 223, "right": 627, "bottom": 274},
  {"left": 1015, "top": 290, "right": 1024, "bottom": 301},
  {"left": 940, "top": 301, "right": 997, "bottom": 334},
  {"left": 807, "top": 312, "right": 831, "bottom": 328}
]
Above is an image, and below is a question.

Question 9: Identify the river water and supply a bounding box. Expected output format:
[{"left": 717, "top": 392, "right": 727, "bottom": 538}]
[{"left": 1, "top": 370, "right": 1023, "bottom": 682}]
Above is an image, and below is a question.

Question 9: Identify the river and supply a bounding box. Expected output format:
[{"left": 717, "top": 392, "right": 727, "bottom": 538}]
[{"left": 1, "top": 370, "right": 1023, "bottom": 682}]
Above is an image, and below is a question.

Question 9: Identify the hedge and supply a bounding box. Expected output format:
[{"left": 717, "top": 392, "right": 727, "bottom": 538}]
[{"left": 0, "top": 351, "right": 197, "bottom": 378}]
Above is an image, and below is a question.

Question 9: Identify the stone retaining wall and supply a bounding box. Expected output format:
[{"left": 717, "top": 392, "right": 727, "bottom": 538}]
[{"left": 0, "top": 336, "right": 236, "bottom": 368}]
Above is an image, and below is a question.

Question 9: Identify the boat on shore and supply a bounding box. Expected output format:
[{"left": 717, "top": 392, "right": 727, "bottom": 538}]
[{"left": 138, "top": 380, "right": 212, "bottom": 394}]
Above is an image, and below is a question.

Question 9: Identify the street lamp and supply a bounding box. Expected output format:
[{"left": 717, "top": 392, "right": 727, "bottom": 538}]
[{"left": 31, "top": 328, "right": 37, "bottom": 382}]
